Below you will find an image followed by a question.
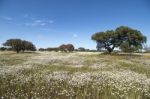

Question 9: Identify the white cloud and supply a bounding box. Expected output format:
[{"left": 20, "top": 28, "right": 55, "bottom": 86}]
[
  {"left": 23, "top": 14, "right": 54, "bottom": 27},
  {"left": 25, "top": 20, "right": 45, "bottom": 26},
  {"left": 0, "top": 16, "right": 13, "bottom": 21},
  {"left": 25, "top": 19, "right": 54, "bottom": 27}
]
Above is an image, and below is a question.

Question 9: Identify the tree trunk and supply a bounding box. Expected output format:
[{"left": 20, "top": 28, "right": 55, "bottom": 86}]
[
  {"left": 16, "top": 50, "right": 19, "bottom": 53},
  {"left": 16, "top": 49, "right": 20, "bottom": 53},
  {"left": 106, "top": 45, "right": 115, "bottom": 54},
  {"left": 106, "top": 47, "right": 112, "bottom": 54},
  {"left": 107, "top": 49, "right": 112, "bottom": 54}
]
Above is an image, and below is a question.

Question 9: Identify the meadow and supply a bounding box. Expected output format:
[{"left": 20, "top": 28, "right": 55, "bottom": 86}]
[{"left": 0, "top": 51, "right": 150, "bottom": 99}]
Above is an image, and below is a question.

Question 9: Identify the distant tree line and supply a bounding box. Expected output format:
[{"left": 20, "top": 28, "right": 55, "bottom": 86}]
[
  {"left": 77, "top": 47, "right": 87, "bottom": 52},
  {"left": 39, "top": 48, "right": 59, "bottom": 52},
  {"left": 39, "top": 44, "right": 75, "bottom": 52},
  {"left": 1, "top": 39, "right": 36, "bottom": 53},
  {"left": 75, "top": 47, "right": 97, "bottom": 52},
  {"left": 38, "top": 46, "right": 98, "bottom": 52}
]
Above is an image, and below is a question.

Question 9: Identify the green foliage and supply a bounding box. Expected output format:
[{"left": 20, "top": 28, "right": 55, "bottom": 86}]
[
  {"left": 92, "top": 26, "right": 147, "bottom": 53},
  {"left": 22, "top": 40, "right": 36, "bottom": 52},
  {"left": 78, "top": 47, "right": 86, "bottom": 51},
  {"left": 39, "top": 48, "right": 45, "bottom": 51},
  {"left": 3, "top": 39, "right": 23, "bottom": 53},
  {"left": 120, "top": 42, "right": 141, "bottom": 53},
  {"left": 46, "top": 48, "right": 59, "bottom": 52},
  {"left": 3, "top": 39, "right": 36, "bottom": 53},
  {"left": 0, "top": 47, "right": 7, "bottom": 51}
]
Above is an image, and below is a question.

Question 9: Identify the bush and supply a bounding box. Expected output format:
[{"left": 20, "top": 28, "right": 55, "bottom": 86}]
[{"left": 0, "top": 47, "right": 7, "bottom": 51}]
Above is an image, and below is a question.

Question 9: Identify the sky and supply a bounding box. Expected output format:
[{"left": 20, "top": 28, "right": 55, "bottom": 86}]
[{"left": 0, "top": 0, "right": 150, "bottom": 49}]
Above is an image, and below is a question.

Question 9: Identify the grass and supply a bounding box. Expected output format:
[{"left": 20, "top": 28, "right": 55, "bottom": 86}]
[
  {"left": 0, "top": 52, "right": 39, "bottom": 65},
  {"left": 0, "top": 51, "right": 150, "bottom": 99},
  {"left": 118, "top": 62, "right": 150, "bottom": 77}
]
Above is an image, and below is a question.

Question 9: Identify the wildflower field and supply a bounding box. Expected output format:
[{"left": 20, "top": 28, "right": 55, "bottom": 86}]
[{"left": 0, "top": 51, "right": 150, "bottom": 99}]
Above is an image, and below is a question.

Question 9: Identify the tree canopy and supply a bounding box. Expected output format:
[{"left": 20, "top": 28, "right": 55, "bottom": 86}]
[
  {"left": 78, "top": 47, "right": 86, "bottom": 51},
  {"left": 91, "top": 26, "right": 147, "bottom": 53},
  {"left": 3, "top": 39, "right": 36, "bottom": 53}
]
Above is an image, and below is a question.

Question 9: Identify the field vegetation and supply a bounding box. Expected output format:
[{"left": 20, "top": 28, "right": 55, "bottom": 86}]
[{"left": 0, "top": 51, "right": 150, "bottom": 99}]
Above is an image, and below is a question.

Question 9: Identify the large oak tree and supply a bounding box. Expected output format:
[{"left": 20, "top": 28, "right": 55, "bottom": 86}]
[{"left": 91, "top": 26, "right": 147, "bottom": 53}]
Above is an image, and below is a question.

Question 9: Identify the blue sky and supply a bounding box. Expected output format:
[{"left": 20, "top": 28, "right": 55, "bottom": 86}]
[{"left": 0, "top": 0, "right": 150, "bottom": 49}]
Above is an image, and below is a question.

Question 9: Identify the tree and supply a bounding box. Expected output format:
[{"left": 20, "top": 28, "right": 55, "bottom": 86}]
[
  {"left": 39, "top": 48, "right": 45, "bottom": 51},
  {"left": 59, "top": 44, "right": 67, "bottom": 52},
  {"left": 23, "top": 41, "right": 36, "bottom": 51},
  {"left": 3, "top": 39, "right": 36, "bottom": 53},
  {"left": 92, "top": 30, "right": 119, "bottom": 53},
  {"left": 3, "top": 39, "right": 22, "bottom": 53},
  {"left": 46, "top": 47, "right": 59, "bottom": 52},
  {"left": 92, "top": 26, "right": 147, "bottom": 53},
  {"left": 78, "top": 47, "right": 86, "bottom": 51},
  {"left": 66, "top": 44, "right": 74, "bottom": 52},
  {"left": 120, "top": 42, "right": 139, "bottom": 53},
  {"left": 116, "top": 26, "right": 146, "bottom": 53},
  {"left": 0, "top": 47, "right": 7, "bottom": 51},
  {"left": 59, "top": 44, "right": 74, "bottom": 52}
]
